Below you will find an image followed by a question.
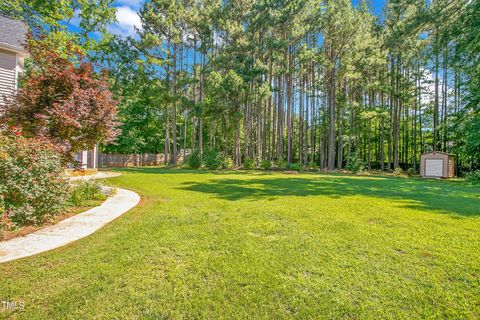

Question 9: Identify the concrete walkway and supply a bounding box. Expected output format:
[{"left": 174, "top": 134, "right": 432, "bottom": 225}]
[
  {"left": 68, "top": 171, "right": 122, "bottom": 181},
  {"left": 0, "top": 188, "right": 140, "bottom": 263}
]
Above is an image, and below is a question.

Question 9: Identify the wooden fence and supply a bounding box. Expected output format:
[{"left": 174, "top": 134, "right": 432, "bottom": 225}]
[{"left": 98, "top": 152, "right": 188, "bottom": 168}]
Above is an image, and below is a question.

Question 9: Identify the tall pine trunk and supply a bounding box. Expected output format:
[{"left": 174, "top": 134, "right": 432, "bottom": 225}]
[
  {"left": 327, "top": 44, "right": 336, "bottom": 171},
  {"left": 171, "top": 43, "right": 178, "bottom": 165}
]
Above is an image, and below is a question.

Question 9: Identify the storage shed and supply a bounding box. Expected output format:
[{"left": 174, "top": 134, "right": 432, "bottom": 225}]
[{"left": 420, "top": 152, "right": 455, "bottom": 178}]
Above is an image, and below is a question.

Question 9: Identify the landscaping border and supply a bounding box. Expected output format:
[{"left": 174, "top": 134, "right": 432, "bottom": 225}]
[{"left": 0, "top": 188, "right": 140, "bottom": 263}]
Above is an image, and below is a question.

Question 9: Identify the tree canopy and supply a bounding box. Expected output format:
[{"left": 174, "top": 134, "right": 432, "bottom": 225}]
[{"left": 2, "top": 0, "right": 479, "bottom": 173}]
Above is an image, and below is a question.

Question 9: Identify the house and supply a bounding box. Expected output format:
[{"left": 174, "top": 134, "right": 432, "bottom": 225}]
[
  {"left": 72, "top": 146, "right": 99, "bottom": 170},
  {"left": 0, "top": 15, "right": 28, "bottom": 101},
  {"left": 420, "top": 152, "right": 455, "bottom": 178},
  {"left": 0, "top": 15, "right": 98, "bottom": 170}
]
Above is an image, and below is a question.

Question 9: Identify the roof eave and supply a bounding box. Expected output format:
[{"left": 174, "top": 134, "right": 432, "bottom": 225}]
[
  {"left": 0, "top": 43, "right": 28, "bottom": 56},
  {"left": 421, "top": 151, "right": 452, "bottom": 156}
]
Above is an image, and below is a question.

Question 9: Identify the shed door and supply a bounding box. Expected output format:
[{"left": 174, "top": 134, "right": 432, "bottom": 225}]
[{"left": 425, "top": 159, "right": 443, "bottom": 177}]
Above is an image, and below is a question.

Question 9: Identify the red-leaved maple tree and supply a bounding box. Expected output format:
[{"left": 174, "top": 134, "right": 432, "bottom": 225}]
[{"left": 0, "top": 38, "right": 119, "bottom": 162}]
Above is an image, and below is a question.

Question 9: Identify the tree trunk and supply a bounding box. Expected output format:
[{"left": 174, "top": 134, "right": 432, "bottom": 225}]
[
  {"left": 433, "top": 33, "right": 440, "bottom": 151},
  {"left": 286, "top": 48, "right": 293, "bottom": 163},
  {"left": 442, "top": 44, "right": 448, "bottom": 152},
  {"left": 277, "top": 75, "right": 284, "bottom": 160},
  {"left": 393, "top": 57, "right": 400, "bottom": 169},
  {"left": 327, "top": 45, "right": 336, "bottom": 171},
  {"left": 171, "top": 43, "right": 178, "bottom": 165},
  {"left": 299, "top": 76, "right": 304, "bottom": 165},
  {"left": 198, "top": 48, "right": 205, "bottom": 154}
]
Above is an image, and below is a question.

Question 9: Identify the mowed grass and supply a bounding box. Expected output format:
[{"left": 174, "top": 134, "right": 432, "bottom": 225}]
[{"left": 0, "top": 168, "right": 479, "bottom": 319}]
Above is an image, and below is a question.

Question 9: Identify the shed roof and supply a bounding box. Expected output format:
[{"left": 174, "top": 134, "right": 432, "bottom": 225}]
[
  {"left": 421, "top": 151, "right": 453, "bottom": 156},
  {"left": 0, "top": 15, "right": 28, "bottom": 53}
]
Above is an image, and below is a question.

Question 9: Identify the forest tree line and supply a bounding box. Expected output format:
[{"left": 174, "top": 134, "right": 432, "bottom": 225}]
[{"left": 4, "top": 0, "right": 480, "bottom": 173}]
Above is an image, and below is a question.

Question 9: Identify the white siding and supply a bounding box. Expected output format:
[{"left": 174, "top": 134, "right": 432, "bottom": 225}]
[{"left": 0, "top": 49, "right": 17, "bottom": 101}]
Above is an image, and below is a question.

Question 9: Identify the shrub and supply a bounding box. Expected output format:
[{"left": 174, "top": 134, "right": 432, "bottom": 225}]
[
  {"left": 68, "top": 180, "right": 107, "bottom": 207},
  {"left": 307, "top": 161, "right": 318, "bottom": 170},
  {"left": 203, "top": 150, "right": 224, "bottom": 170},
  {"left": 465, "top": 170, "right": 480, "bottom": 184},
  {"left": 346, "top": 154, "right": 365, "bottom": 173},
  {"left": 393, "top": 167, "right": 404, "bottom": 176},
  {"left": 275, "top": 159, "right": 288, "bottom": 169},
  {"left": 244, "top": 157, "right": 256, "bottom": 170},
  {"left": 0, "top": 186, "right": 11, "bottom": 238},
  {"left": 287, "top": 163, "right": 303, "bottom": 172},
  {"left": 185, "top": 150, "right": 202, "bottom": 169},
  {"left": 0, "top": 133, "right": 69, "bottom": 226},
  {"left": 406, "top": 168, "right": 415, "bottom": 177},
  {"left": 222, "top": 157, "right": 234, "bottom": 169},
  {"left": 261, "top": 159, "right": 272, "bottom": 170}
]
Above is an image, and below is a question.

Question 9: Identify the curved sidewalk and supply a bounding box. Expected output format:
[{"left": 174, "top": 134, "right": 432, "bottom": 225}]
[
  {"left": 68, "top": 171, "right": 122, "bottom": 181},
  {"left": 0, "top": 188, "right": 140, "bottom": 264}
]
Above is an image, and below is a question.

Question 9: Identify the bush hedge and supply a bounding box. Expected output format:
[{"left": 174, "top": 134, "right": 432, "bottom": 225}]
[
  {"left": 287, "top": 162, "right": 303, "bottom": 172},
  {"left": 68, "top": 180, "right": 107, "bottom": 207},
  {"left": 244, "top": 157, "right": 256, "bottom": 170},
  {"left": 0, "top": 133, "right": 69, "bottom": 227},
  {"left": 393, "top": 167, "right": 404, "bottom": 176},
  {"left": 465, "top": 170, "right": 480, "bottom": 184},
  {"left": 222, "top": 157, "right": 234, "bottom": 169},
  {"left": 261, "top": 159, "right": 272, "bottom": 170},
  {"left": 203, "top": 150, "right": 224, "bottom": 170},
  {"left": 275, "top": 159, "right": 288, "bottom": 170},
  {"left": 185, "top": 150, "right": 202, "bottom": 169},
  {"left": 346, "top": 154, "right": 365, "bottom": 173}
]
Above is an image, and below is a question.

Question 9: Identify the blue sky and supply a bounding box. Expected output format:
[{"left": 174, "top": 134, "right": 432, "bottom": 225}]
[
  {"left": 110, "top": 0, "right": 387, "bottom": 38},
  {"left": 352, "top": 0, "right": 386, "bottom": 17}
]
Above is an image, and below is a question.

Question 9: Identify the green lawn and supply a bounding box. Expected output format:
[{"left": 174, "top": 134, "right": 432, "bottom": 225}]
[{"left": 1, "top": 168, "right": 479, "bottom": 319}]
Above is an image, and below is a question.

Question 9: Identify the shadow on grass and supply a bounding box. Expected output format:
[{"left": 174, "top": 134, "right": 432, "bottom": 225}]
[{"left": 179, "top": 175, "right": 480, "bottom": 217}]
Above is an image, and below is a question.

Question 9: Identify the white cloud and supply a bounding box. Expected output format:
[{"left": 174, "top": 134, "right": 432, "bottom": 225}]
[
  {"left": 69, "top": 9, "right": 81, "bottom": 27},
  {"left": 420, "top": 68, "right": 435, "bottom": 105},
  {"left": 111, "top": 6, "right": 142, "bottom": 37},
  {"left": 116, "top": 6, "right": 141, "bottom": 29},
  {"left": 419, "top": 67, "right": 454, "bottom": 108}
]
